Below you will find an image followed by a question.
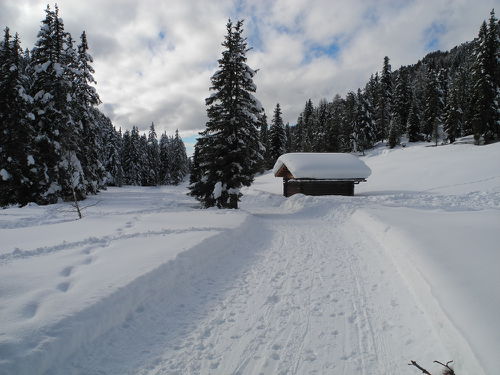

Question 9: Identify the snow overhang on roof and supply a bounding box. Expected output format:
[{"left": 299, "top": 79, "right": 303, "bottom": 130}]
[{"left": 273, "top": 153, "right": 372, "bottom": 180}]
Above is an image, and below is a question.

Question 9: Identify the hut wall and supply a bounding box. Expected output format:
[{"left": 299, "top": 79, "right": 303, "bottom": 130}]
[{"left": 284, "top": 180, "right": 354, "bottom": 197}]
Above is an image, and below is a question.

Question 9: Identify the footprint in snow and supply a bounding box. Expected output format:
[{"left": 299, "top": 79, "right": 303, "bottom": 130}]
[
  {"left": 60, "top": 266, "right": 73, "bottom": 277},
  {"left": 22, "top": 301, "right": 38, "bottom": 319}
]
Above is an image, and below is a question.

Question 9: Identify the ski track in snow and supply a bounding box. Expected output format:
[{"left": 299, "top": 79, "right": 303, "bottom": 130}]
[
  {"left": 2, "top": 143, "right": 499, "bottom": 375},
  {"left": 52, "top": 199, "right": 446, "bottom": 375}
]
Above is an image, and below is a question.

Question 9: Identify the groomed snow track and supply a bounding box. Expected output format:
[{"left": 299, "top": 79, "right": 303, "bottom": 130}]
[{"left": 27, "top": 196, "right": 478, "bottom": 375}]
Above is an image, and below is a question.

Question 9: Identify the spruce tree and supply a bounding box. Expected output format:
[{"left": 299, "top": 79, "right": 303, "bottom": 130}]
[
  {"left": 313, "top": 99, "right": 330, "bottom": 152},
  {"left": 74, "top": 31, "right": 105, "bottom": 194},
  {"left": 284, "top": 123, "right": 292, "bottom": 153},
  {"left": 471, "top": 12, "right": 499, "bottom": 144},
  {"left": 301, "top": 99, "right": 314, "bottom": 151},
  {"left": 189, "top": 20, "right": 263, "bottom": 209},
  {"left": 29, "top": 5, "right": 86, "bottom": 203},
  {"left": 268, "top": 103, "right": 287, "bottom": 166},
  {"left": 0, "top": 29, "right": 35, "bottom": 206},
  {"left": 159, "top": 132, "right": 171, "bottom": 184},
  {"left": 145, "top": 123, "right": 160, "bottom": 186},
  {"left": 423, "top": 68, "right": 441, "bottom": 144},
  {"left": 355, "top": 89, "right": 375, "bottom": 153},
  {"left": 407, "top": 98, "right": 421, "bottom": 142},
  {"left": 377, "top": 56, "right": 393, "bottom": 142},
  {"left": 169, "top": 129, "right": 189, "bottom": 185},
  {"left": 258, "top": 113, "right": 270, "bottom": 171}
]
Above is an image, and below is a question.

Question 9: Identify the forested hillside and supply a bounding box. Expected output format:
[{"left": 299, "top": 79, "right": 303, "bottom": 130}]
[{"left": 260, "top": 10, "right": 499, "bottom": 163}]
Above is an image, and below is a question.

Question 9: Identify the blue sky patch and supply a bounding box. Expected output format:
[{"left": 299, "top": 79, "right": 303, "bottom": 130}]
[{"left": 424, "top": 22, "right": 446, "bottom": 51}]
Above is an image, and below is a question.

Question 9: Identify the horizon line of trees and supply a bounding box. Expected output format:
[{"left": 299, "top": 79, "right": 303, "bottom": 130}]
[{"left": 0, "top": 4, "right": 188, "bottom": 208}]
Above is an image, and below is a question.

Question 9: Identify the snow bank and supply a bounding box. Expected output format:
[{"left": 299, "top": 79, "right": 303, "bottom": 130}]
[
  {"left": 273, "top": 153, "right": 371, "bottom": 179},
  {"left": 358, "top": 142, "right": 500, "bottom": 195},
  {"left": 0, "top": 186, "right": 251, "bottom": 375},
  {"left": 352, "top": 209, "right": 493, "bottom": 375}
]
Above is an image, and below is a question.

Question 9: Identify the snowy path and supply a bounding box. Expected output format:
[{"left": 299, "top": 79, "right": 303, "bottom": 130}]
[
  {"left": 54, "top": 200, "right": 447, "bottom": 375},
  {"left": 2, "top": 143, "right": 498, "bottom": 374}
]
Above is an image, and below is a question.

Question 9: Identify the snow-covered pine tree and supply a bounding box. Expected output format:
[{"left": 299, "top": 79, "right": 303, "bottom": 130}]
[
  {"left": 121, "top": 127, "right": 142, "bottom": 185},
  {"left": 258, "top": 112, "right": 270, "bottom": 172},
  {"left": 364, "top": 73, "right": 380, "bottom": 142},
  {"left": 284, "top": 123, "right": 292, "bottom": 153},
  {"left": 325, "top": 94, "right": 343, "bottom": 152},
  {"left": 407, "top": 97, "right": 421, "bottom": 142},
  {"left": 159, "top": 132, "right": 172, "bottom": 185},
  {"left": 443, "top": 76, "right": 462, "bottom": 143},
  {"left": 168, "top": 129, "right": 189, "bottom": 185},
  {"left": 301, "top": 99, "right": 314, "bottom": 152},
  {"left": 377, "top": 56, "right": 393, "bottom": 142},
  {"left": 393, "top": 67, "right": 412, "bottom": 132},
  {"left": 96, "top": 110, "right": 123, "bottom": 186},
  {"left": 343, "top": 91, "right": 356, "bottom": 152},
  {"left": 268, "top": 103, "right": 287, "bottom": 166},
  {"left": 355, "top": 89, "right": 375, "bottom": 154},
  {"left": 139, "top": 133, "right": 148, "bottom": 185},
  {"left": 313, "top": 99, "right": 330, "bottom": 152},
  {"left": 189, "top": 20, "right": 263, "bottom": 209},
  {"left": 291, "top": 113, "right": 304, "bottom": 152},
  {"left": 471, "top": 12, "right": 499, "bottom": 144},
  {"left": 74, "top": 31, "right": 106, "bottom": 194},
  {"left": 388, "top": 111, "right": 403, "bottom": 148},
  {"left": 0, "top": 29, "right": 35, "bottom": 206},
  {"left": 29, "top": 5, "right": 86, "bottom": 203},
  {"left": 423, "top": 68, "right": 442, "bottom": 145},
  {"left": 145, "top": 123, "right": 160, "bottom": 186}
]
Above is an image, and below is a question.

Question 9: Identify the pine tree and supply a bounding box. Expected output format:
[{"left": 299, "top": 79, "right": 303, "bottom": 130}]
[
  {"left": 393, "top": 67, "right": 412, "bottom": 130},
  {"left": 423, "top": 68, "right": 442, "bottom": 144},
  {"left": 122, "top": 127, "right": 142, "bottom": 185},
  {"left": 268, "top": 103, "right": 287, "bottom": 166},
  {"left": 471, "top": 12, "right": 499, "bottom": 144},
  {"left": 98, "top": 112, "right": 123, "bottom": 186},
  {"left": 325, "top": 95, "right": 343, "bottom": 152},
  {"left": 284, "top": 123, "right": 292, "bottom": 153},
  {"left": 407, "top": 98, "right": 421, "bottom": 142},
  {"left": 343, "top": 91, "right": 357, "bottom": 152},
  {"left": 355, "top": 89, "right": 375, "bottom": 153},
  {"left": 0, "top": 29, "right": 35, "bottom": 206},
  {"left": 258, "top": 113, "right": 270, "bottom": 171},
  {"left": 313, "top": 99, "right": 330, "bottom": 152},
  {"left": 189, "top": 20, "right": 263, "bottom": 209},
  {"left": 443, "top": 76, "right": 461, "bottom": 143},
  {"left": 74, "top": 31, "right": 105, "bottom": 194},
  {"left": 145, "top": 123, "right": 160, "bottom": 186},
  {"left": 301, "top": 99, "right": 314, "bottom": 151},
  {"left": 29, "top": 5, "right": 86, "bottom": 203},
  {"left": 139, "top": 133, "right": 148, "bottom": 185},
  {"left": 159, "top": 132, "right": 171, "bottom": 184},
  {"left": 377, "top": 56, "right": 393, "bottom": 142},
  {"left": 169, "top": 129, "right": 189, "bottom": 185}
]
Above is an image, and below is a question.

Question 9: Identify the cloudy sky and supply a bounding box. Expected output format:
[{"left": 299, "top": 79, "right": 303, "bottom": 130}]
[{"left": 1, "top": 0, "right": 498, "bottom": 152}]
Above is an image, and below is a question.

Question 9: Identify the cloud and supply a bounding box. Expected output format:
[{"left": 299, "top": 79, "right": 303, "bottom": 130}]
[{"left": 1, "top": 0, "right": 498, "bottom": 137}]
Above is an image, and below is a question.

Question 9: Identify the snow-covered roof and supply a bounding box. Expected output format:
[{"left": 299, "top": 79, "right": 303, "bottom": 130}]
[{"left": 273, "top": 153, "right": 371, "bottom": 180}]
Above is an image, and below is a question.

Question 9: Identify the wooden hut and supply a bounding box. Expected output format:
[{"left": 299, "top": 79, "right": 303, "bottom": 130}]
[{"left": 273, "top": 153, "right": 371, "bottom": 197}]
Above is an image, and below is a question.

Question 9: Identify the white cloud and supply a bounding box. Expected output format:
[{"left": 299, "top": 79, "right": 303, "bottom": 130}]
[{"left": 1, "top": 0, "right": 497, "bottom": 136}]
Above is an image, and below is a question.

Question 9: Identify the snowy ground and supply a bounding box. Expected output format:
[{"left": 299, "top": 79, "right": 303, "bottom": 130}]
[{"left": 1, "top": 142, "right": 499, "bottom": 375}]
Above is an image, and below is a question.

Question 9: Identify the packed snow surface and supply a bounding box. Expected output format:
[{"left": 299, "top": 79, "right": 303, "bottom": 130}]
[
  {"left": 0, "top": 142, "right": 499, "bottom": 375},
  {"left": 273, "top": 152, "right": 372, "bottom": 179}
]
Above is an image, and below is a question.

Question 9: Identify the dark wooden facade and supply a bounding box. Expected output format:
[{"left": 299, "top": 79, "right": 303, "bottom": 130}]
[
  {"left": 283, "top": 179, "right": 355, "bottom": 197},
  {"left": 276, "top": 164, "right": 364, "bottom": 197}
]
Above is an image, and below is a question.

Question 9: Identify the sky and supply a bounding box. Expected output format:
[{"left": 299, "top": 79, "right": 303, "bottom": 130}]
[{"left": 1, "top": 0, "right": 498, "bottom": 154}]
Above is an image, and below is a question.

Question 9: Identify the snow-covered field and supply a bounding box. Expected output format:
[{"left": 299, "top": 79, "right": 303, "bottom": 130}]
[{"left": 1, "top": 142, "right": 499, "bottom": 375}]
